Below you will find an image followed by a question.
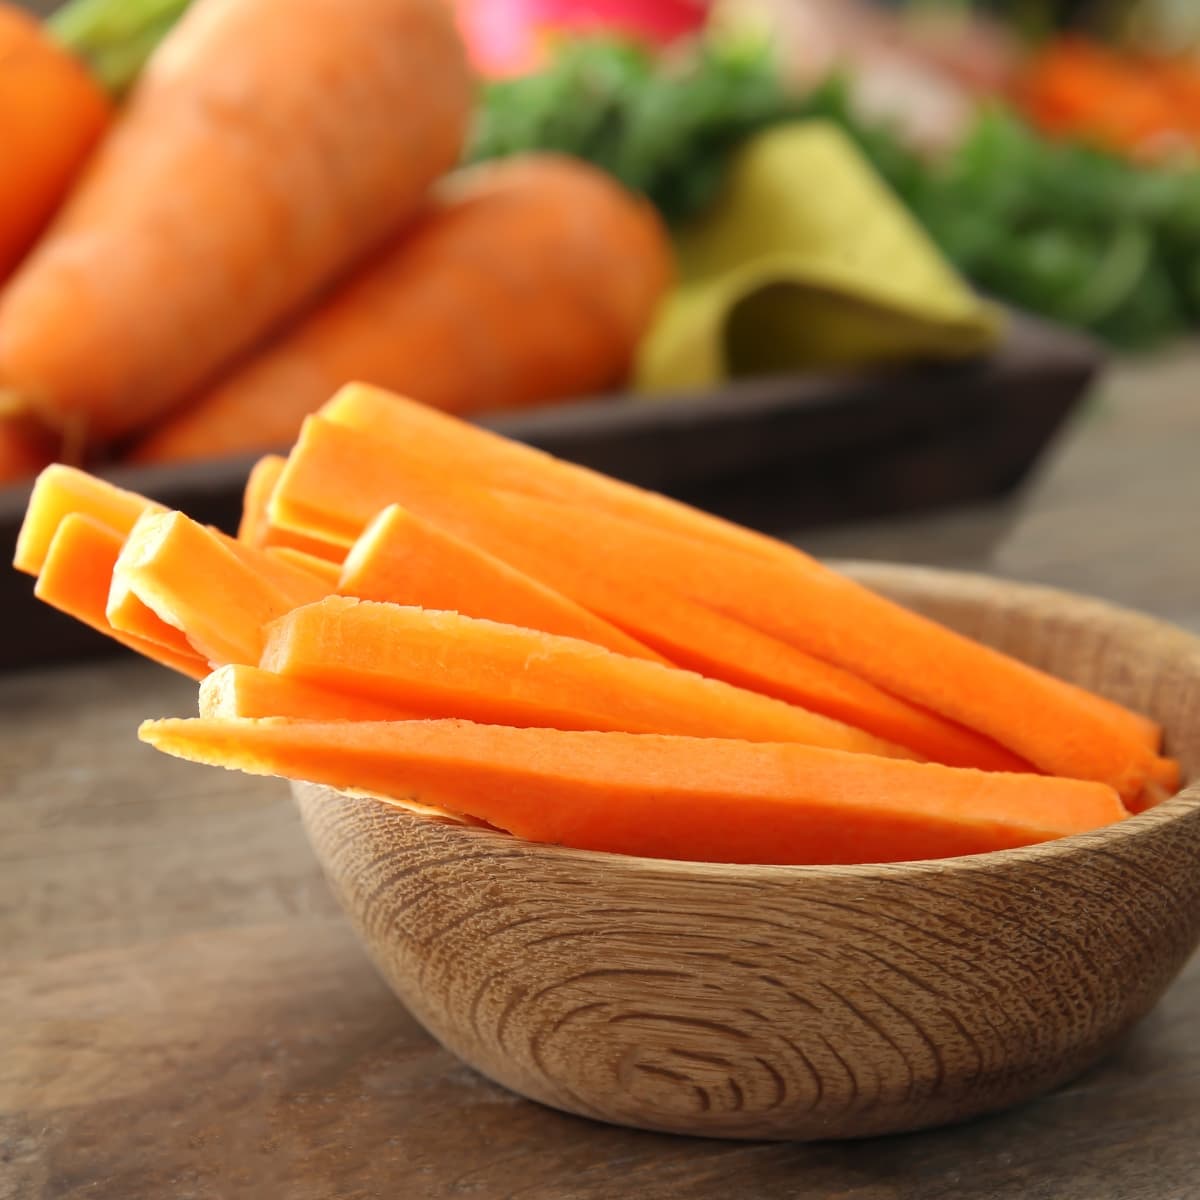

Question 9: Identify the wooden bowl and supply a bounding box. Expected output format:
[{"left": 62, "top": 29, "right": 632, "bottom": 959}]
[{"left": 292, "top": 563, "right": 1200, "bottom": 1141}]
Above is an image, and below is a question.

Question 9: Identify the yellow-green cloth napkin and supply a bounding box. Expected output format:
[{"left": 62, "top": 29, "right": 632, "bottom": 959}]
[{"left": 635, "top": 121, "right": 1004, "bottom": 393}]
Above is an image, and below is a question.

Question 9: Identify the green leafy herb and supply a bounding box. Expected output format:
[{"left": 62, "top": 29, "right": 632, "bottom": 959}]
[{"left": 468, "top": 36, "right": 804, "bottom": 224}]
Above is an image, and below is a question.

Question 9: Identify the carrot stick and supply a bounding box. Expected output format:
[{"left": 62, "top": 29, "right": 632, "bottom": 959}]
[
  {"left": 107, "top": 571, "right": 209, "bottom": 659},
  {"left": 237, "top": 455, "right": 345, "bottom": 562},
  {"left": 313, "top": 383, "right": 786, "bottom": 560},
  {"left": 139, "top": 717, "right": 1128, "bottom": 865},
  {"left": 1128, "top": 755, "right": 1184, "bottom": 813},
  {"left": 14, "top": 463, "right": 200, "bottom": 660},
  {"left": 130, "top": 155, "right": 672, "bottom": 462},
  {"left": 263, "top": 596, "right": 917, "bottom": 759},
  {"left": 217, "top": 532, "right": 336, "bottom": 596},
  {"left": 1150, "top": 754, "right": 1182, "bottom": 794},
  {"left": 262, "top": 521, "right": 345, "bottom": 563},
  {"left": 270, "top": 547, "right": 341, "bottom": 588},
  {"left": 339, "top": 504, "right": 663, "bottom": 661},
  {"left": 273, "top": 409, "right": 1166, "bottom": 795},
  {"left": 0, "top": 0, "right": 472, "bottom": 446},
  {"left": 115, "top": 510, "right": 328, "bottom": 666},
  {"left": 269, "top": 418, "right": 1029, "bottom": 770},
  {"left": 0, "top": 3, "right": 110, "bottom": 281},
  {"left": 200, "top": 664, "right": 415, "bottom": 721},
  {"left": 237, "top": 455, "right": 283, "bottom": 547},
  {"left": 15, "top": 460, "right": 330, "bottom": 589},
  {"left": 13, "top": 463, "right": 163, "bottom": 576},
  {"left": 35, "top": 514, "right": 206, "bottom": 677},
  {"left": 490, "top": 491, "right": 1168, "bottom": 800}
]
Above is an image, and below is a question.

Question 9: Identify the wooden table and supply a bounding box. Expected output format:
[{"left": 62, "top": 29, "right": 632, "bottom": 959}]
[{"left": 4, "top": 352, "right": 1199, "bottom": 1200}]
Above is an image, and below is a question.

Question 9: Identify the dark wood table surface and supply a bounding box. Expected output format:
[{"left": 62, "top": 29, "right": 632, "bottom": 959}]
[{"left": 4, "top": 352, "right": 1199, "bottom": 1199}]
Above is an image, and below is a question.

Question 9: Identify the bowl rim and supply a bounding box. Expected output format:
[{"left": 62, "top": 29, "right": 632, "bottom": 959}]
[
  {"left": 303, "top": 778, "right": 1200, "bottom": 884},
  {"left": 295, "top": 561, "right": 1200, "bottom": 882}
]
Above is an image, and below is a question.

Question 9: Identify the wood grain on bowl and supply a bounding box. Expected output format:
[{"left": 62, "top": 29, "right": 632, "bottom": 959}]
[{"left": 293, "top": 563, "right": 1200, "bottom": 1140}]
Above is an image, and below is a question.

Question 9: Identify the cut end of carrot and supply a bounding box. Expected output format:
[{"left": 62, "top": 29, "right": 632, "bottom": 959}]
[
  {"left": 35, "top": 513, "right": 207, "bottom": 678},
  {"left": 1150, "top": 754, "right": 1182, "bottom": 796},
  {"left": 106, "top": 567, "right": 201, "bottom": 658},
  {"left": 1126, "top": 756, "right": 1184, "bottom": 812},
  {"left": 266, "top": 546, "right": 340, "bottom": 587},
  {"left": 14, "top": 463, "right": 162, "bottom": 576},
  {"left": 115, "top": 509, "right": 328, "bottom": 668},
  {"left": 218, "top": 532, "right": 335, "bottom": 597}
]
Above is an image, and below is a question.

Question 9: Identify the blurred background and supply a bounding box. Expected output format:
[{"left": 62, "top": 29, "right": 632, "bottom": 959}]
[{"left": 8, "top": 0, "right": 1200, "bottom": 440}]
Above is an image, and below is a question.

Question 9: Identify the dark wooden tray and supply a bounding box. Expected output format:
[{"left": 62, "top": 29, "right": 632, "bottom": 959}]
[{"left": 1, "top": 311, "right": 1102, "bottom": 672}]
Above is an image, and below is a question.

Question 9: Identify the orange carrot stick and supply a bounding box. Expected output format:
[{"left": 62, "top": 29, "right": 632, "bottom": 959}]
[
  {"left": 16, "top": 460, "right": 333, "bottom": 596},
  {"left": 107, "top": 571, "right": 209, "bottom": 659},
  {"left": 1128, "top": 755, "right": 1184, "bottom": 814},
  {"left": 302, "top": 384, "right": 1156, "bottom": 776},
  {"left": 269, "top": 418, "right": 1028, "bottom": 770},
  {"left": 263, "top": 596, "right": 916, "bottom": 759},
  {"left": 237, "top": 455, "right": 345, "bottom": 562},
  {"left": 314, "top": 384, "right": 787, "bottom": 560},
  {"left": 1150, "top": 754, "right": 1182, "bottom": 794},
  {"left": 13, "top": 463, "right": 163, "bottom": 576},
  {"left": 311, "top": 388, "right": 1165, "bottom": 758},
  {"left": 200, "top": 664, "right": 415, "bottom": 721},
  {"left": 272, "top": 409, "right": 1166, "bottom": 795},
  {"left": 15, "top": 463, "right": 200, "bottom": 660},
  {"left": 339, "top": 504, "right": 663, "bottom": 661},
  {"left": 0, "top": 3, "right": 110, "bottom": 280},
  {"left": 270, "top": 547, "right": 341, "bottom": 587},
  {"left": 0, "top": 0, "right": 471, "bottom": 446},
  {"left": 262, "top": 522, "right": 346, "bottom": 563},
  {"left": 491, "top": 492, "right": 1168, "bottom": 799},
  {"left": 217, "top": 532, "right": 336, "bottom": 596},
  {"left": 130, "top": 156, "right": 672, "bottom": 462},
  {"left": 139, "top": 717, "right": 1128, "bottom": 865},
  {"left": 35, "top": 514, "right": 206, "bottom": 677},
  {"left": 115, "top": 510, "right": 328, "bottom": 666},
  {"left": 237, "top": 455, "right": 283, "bottom": 547}
]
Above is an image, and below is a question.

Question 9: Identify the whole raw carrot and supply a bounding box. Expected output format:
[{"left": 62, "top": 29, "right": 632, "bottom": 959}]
[
  {"left": 129, "top": 155, "right": 672, "bottom": 463},
  {"left": 0, "top": 0, "right": 472, "bottom": 448},
  {"left": 0, "top": 3, "right": 110, "bottom": 282}
]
